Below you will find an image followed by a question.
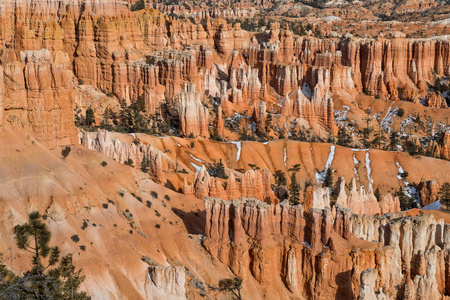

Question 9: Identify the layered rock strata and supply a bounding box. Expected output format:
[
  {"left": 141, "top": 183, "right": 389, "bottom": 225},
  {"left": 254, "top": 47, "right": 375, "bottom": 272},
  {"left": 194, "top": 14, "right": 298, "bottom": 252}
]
[
  {"left": 79, "top": 129, "right": 165, "bottom": 183},
  {"left": 184, "top": 166, "right": 277, "bottom": 204},
  {"left": 203, "top": 197, "right": 450, "bottom": 299}
]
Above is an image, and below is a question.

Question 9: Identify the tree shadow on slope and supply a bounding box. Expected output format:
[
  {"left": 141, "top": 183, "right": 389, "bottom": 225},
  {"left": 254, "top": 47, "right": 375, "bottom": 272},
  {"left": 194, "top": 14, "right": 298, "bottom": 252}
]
[{"left": 172, "top": 207, "right": 206, "bottom": 235}]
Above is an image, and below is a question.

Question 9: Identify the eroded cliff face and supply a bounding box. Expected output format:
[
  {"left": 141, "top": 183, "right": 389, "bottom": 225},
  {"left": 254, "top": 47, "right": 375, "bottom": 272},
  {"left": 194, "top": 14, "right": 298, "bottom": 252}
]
[
  {"left": 203, "top": 197, "right": 450, "bottom": 299},
  {"left": 79, "top": 129, "right": 165, "bottom": 183},
  {"left": 183, "top": 166, "right": 277, "bottom": 204},
  {"left": 0, "top": 49, "right": 78, "bottom": 147}
]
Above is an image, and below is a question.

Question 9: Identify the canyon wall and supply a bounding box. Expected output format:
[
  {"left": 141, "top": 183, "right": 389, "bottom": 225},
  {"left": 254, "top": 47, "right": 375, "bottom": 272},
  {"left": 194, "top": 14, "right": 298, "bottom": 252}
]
[
  {"left": 203, "top": 197, "right": 450, "bottom": 299},
  {"left": 79, "top": 129, "right": 165, "bottom": 183},
  {"left": 0, "top": 49, "right": 78, "bottom": 147}
]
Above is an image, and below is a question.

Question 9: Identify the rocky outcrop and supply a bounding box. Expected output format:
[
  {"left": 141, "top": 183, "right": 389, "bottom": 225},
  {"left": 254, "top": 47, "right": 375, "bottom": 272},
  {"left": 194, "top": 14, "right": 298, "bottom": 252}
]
[
  {"left": 177, "top": 91, "right": 209, "bottom": 138},
  {"left": 0, "top": 49, "right": 77, "bottom": 147},
  {"left": 79, "top": 129, "right": 165, "bottom": 183},
  {"left": 336, "top": 178, "right": 400, "bottom": 215},
  {"left": 184, "top": 167, "right": 277, "bottom": 204},
  {"left": 426, "top": 93, "right": 448, "bottom": 109},
  {"left": 146, "top": 266, "right": 186, "bottom": 300},
  {"left": 430, "top": 130, "right": 450, "bottom": 160},
  {"left": 203, "top": 197, "right": 450, "bottom": 299},
  {"left": 358, "top": 269, "right": 391, "bottom": 300},
  {"left": 418, "top": 180, "right": 440, "bottom": 207}
]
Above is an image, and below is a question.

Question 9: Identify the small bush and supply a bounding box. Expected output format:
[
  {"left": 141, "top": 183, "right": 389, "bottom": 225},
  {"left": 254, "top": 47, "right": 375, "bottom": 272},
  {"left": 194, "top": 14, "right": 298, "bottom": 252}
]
[
  {"left": 155, "top": 224, "right": 161, "bottom": 229},
  {"left": 119, "top": 191, "right": 125, "bottom": 197},
  {"left": 102, "top": 203, "right": 109, "bottom": 209},
  {"left": 164, "top": 195, "right": 170, "bottom": 201},
  {"left": 80, "top": 245, "right": 86, "bottom": 251},
  {"left": 129, "top": 230, "right": 133, "bottom": 234},
  {"left": 62, "top": 146, "right": 71, "bottom": 159},
  {"left": 397, "top": 108, "right": 405, "bottom": 117},
  {"left": 146, "top": 200, "right": 152, "bottom": 208},
  {"left": 81, "top": 220, "right": 88, "bottom": 230},
  {"left": 101, "top": 161, "right": 108, "bottom": 167},
  {"left": 108, "top": 199, "right": 115, "bottom": 204},
  {"left": 71, "top": 235, "right": 80, "bottom": 243},
  {"left": 155, "top": 210, "right": 161, "bottom": 217},
  {"left": 151, "top": 191, "right": 158, "bottom": 199}
]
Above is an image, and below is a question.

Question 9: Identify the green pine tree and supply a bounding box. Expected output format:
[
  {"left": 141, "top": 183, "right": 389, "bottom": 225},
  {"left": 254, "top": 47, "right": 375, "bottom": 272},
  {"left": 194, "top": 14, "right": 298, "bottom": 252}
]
[
  {"left": 0, "top": 211, "right": 90, "bottom": 299},
  {"left": 323, "top": 168, "right": 333, "bottom": 188},
  {"left": 288, "top": 164, "right": 301, "bottom": 205},
  {"left": 439, "top": 182, "right": 450, "bottom": 210}
]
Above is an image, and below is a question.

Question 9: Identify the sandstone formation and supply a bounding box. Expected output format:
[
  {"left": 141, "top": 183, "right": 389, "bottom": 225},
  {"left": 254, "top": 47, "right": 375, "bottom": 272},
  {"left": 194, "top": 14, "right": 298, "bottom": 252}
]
[
  {"left": 336, "top": 178, "right": 400, "bottom": 215},
  {"left": 79, "top": 129, "right": 165, "bottom": 183},
  {"left": 184, "top": 166, "right": 277, "bottom": 204},
  {"left": 203, "top": 197, "right": 450, "bottom": 299},
  {"left": 177, "top": 91, "right": 209, "bottom": 138},
  {"left": 431, "top": 130, "right": 450, "bottom": 160},
  {"left": 418, "top": 180, "right": 441, "bottom": 207},
  {"left": 146, "top": 265, "right": 186, "bottom": 300},
  {"left": 304, "top": 177, "right": 400, "bottom": 216},
  {"left": 0, "top": 49, "right": 78, "bottom": 147}
]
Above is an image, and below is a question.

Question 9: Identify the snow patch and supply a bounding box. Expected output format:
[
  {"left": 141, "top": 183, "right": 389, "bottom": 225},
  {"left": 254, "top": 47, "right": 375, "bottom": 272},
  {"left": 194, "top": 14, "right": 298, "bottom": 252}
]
[
  {"left": 284, "top": 148, "right": 287, "bottom": 167},
  {"left": 302, "top": 82, "right": 312, "bottom": 99},
  {"left": 353, "top": 154, "right": 360, "bottom": 181},
  {"left": 326, "top": 145, "right": 336, "bottom": 170},
  {"left": 190, "top": 162, "right": 202, "bottom": 173},
  {"left": 365, "top": 152, "right": 372, "bottom": 184},
  {"left": 230, "top": 141, "right": 242, "bottom": 162},
  {"left": 188, "top": 153, "right": 203, "bottom": 162},
  {"left": 351, "top": 148, "right": 369, "bottom": 152},
  {"left": 423, "top": 200, "right": 442, "bottom": 210}
]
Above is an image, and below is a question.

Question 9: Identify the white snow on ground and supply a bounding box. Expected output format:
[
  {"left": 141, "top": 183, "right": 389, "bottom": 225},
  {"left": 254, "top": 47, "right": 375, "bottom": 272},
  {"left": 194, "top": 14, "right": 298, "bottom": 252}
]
[
  {"left": 396, "top": 161, "right": 420, "bottom": 205},
  {"left": 351, "top": 148, "right": 369, "bottom": 152},
  {"left": 190, "top": 162, "right": 202, "bottom": 173},
  {"left": 229, "top": 141, "right": 242, "bottom": 162},
  {"left": 130, "top": 133, "right": 136, "bottom": 139},
  {"left": 326, "top": 145, "right": 336, "bottom": 169},
  {"left": 316, "top": 145, "right": 336, "bottom": 184},
  {"left": 381, "top": 102, "right": 398, "bottom": 134},
  {"left": 365, "top": 152, "right": 372, "bottom": 184},
  {"left": 423, "top": 200, "right": 442, "bottom": 210},
  {"left": 353, "top": 154, "right": 360, "bottom": 181},
  {"left": 315, "top": 170, "right": 324, "bottom": 184},
  {"left": 396, "top": 161, "right": 404, "bottom": 179},
  {"left": 188, "top": 153, "right": 203, "bottom": 162},
  {"left": 334, "top": 105, "right": 350, "bottom": 126},
  {"left": 175, "top": 141, "right": 181, "bottom": 147},
  {"left": 284, "top": 148, "right": 287, "bottom": 167},
  {"left": 302, "top": 82, "right": 312, "bottom": 99}
]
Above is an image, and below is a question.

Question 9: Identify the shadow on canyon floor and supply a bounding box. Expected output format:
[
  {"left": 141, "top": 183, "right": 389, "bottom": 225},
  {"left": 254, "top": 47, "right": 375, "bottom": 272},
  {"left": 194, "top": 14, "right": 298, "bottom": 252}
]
[{"left": 172, "top": 207, "right": 206, "bottom": 235}]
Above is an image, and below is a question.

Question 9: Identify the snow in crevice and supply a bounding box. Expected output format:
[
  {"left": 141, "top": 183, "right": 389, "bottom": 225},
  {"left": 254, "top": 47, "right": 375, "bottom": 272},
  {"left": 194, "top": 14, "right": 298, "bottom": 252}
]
[
  {"left": 353, "top": 154, "right": 360, "bottom": 181},
  {"left": 130, "top": 133, "right": 137, "bottom": 139},
  {"left": 175, "top": 141, "right": 181, "bottom": 147},
  {"left": 315, "top": 170, "right": 323, "bottom": 184},
  {"left": 283, "top": 148, "right": 287, "bottom": 167},
  {"left": 190, "top": 162, "right": 202, "bottom": 173},
  {"left": 351, "top": 148, "right": 369, "bottom": 152},
  {"left": 365, "top": 152, "right": 372, "bottom": 185},
  {"left": 326, "top": 145, "right": 336, "bottom": 170},
  {"left": 381, "top": 102, "right": 398, "bottom": 134},
  {"left": 316, "top": 145, "right": 336, "bottom": 184},
  {"left": 334, "top": 105, "right": 350, "bottom": 126},
  {"left": 229, "top": 141, "right": 242, "bottom": 162},
  {"left": 188, "top": 153, "right": 203, "bottom": 162}
]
